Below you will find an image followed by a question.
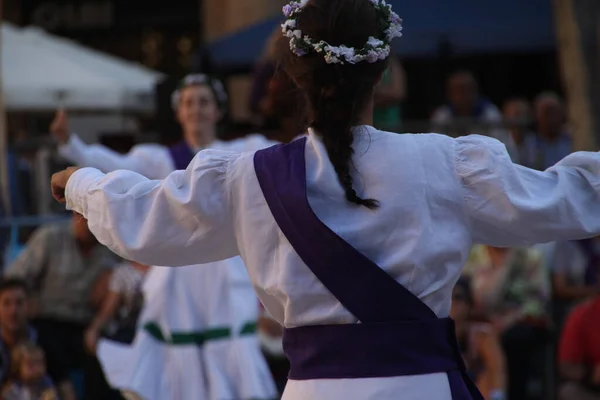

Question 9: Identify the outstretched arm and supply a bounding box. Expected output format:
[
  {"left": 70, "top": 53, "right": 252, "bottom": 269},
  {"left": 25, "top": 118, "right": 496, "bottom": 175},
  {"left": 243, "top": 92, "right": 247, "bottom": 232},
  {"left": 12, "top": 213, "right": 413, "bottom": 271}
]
[
  {"left": 51, "top": 110, "right": 169, "bottom": 178},
  {"left": 52, "top": 150, "right": 240, "bottom": 267},
  {"left": 455, "top": 135, "right": 600, "bottom": 246}
]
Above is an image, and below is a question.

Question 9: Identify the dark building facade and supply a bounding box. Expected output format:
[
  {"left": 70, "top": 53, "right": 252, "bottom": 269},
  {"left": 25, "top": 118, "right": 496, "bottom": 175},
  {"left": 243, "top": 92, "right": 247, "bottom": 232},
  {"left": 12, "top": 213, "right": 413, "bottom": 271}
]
[{"left": 15, "top": 0, "right": 202, "bottom": 75}]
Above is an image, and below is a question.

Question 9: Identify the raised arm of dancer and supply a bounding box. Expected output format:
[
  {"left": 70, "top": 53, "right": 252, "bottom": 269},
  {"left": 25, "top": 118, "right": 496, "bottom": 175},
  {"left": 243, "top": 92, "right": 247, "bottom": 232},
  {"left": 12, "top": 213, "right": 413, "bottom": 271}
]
[
  {"left": 53, "top": 150, "right": 240, "bottom": 267},
  {"left": 51, "top": 110, "right": 169, "bottom": 178},
  {"left": 456, "top": 135, "right": 600, "bottom": 246}
]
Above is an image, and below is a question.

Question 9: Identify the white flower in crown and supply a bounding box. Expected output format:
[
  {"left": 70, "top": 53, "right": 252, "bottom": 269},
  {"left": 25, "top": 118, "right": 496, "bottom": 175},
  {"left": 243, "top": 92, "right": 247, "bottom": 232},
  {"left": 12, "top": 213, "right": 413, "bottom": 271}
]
[
  {"left": 280, "top": 0, "right": 403, "bottom": 64},
  {"left": 385, "top": 24, "right": 403, "bottom": 42},
  {"left": 324, "top": 53, "right": 340, "bottom": 64},
  {"left": 367, "top": 37, "right": 384, "bottom": 48},
  {"left": 281, "top": 19, "right": 296, "bottom": 32}
]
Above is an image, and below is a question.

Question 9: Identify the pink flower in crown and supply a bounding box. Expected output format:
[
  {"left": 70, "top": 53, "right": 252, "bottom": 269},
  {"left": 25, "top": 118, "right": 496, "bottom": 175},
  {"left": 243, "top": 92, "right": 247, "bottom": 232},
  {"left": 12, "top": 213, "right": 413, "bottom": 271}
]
[
  {"left": 366, "top": 50, "right": 380, "bottom": 63},
  {"left": 282, "top": 4, "right": 293, "bottom": 17},
  {"left": 293, "top": 47, "right": 308, "bottom": 56},
  {"left": 283, "top": 0, "right": 309, "bottom": 17}
]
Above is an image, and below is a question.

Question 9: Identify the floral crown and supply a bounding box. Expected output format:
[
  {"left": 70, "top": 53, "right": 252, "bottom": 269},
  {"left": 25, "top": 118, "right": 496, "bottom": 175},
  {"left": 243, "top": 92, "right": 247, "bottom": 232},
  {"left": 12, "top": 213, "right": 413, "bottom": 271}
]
[
  {"left": 281, "top": 0, "right": 402, "bottom": 64},
  {"left": 171, "top": 74, "right": 228, "bottom": 110}
]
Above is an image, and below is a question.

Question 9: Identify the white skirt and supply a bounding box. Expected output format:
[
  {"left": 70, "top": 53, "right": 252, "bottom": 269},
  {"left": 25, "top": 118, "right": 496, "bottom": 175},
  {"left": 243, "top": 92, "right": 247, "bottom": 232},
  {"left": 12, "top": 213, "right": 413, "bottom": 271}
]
[
  {"left": 98, "top": 259, "right": 277, "bottom": 400},
  {"left": 283, "top": 374, "right": 452, "bottom": 400}
]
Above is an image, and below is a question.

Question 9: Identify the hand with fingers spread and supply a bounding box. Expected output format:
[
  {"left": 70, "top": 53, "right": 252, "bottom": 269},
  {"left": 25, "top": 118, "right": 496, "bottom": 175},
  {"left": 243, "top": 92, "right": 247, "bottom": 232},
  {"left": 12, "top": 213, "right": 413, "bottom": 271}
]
[
  {"left": 50, "top": 109, "right": 70, "bottom": 144},
  {"left": 51, "top": 167, "right": 81, "bottom": 203}
]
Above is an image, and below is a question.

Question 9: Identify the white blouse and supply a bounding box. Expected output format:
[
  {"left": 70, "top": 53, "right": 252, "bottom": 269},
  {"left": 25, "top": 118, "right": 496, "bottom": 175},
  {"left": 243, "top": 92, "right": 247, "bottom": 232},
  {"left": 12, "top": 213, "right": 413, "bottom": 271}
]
[{"left": 64, "top": 126, "right": 600, "bottom": 399}]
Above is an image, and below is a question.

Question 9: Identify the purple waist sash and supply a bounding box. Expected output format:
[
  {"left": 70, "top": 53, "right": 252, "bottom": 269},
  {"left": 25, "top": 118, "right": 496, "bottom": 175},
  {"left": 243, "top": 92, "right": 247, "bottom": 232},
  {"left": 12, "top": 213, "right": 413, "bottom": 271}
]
[
  {"left": 254, "top": 137, "right": 484, "bottom": 399},
  {"left": 284, "top": 317, "right": 462, "bottom": 380}
]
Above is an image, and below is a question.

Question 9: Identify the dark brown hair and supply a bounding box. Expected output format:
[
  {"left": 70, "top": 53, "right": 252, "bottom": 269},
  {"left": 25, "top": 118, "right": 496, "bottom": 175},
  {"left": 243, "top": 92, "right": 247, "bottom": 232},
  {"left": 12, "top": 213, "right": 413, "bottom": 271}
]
[
  {"left": 277, "top": 0, "right": 389, "bottom": 208},
  {"left": 0, "top": 278, "right": 29, "bottom": 298}
]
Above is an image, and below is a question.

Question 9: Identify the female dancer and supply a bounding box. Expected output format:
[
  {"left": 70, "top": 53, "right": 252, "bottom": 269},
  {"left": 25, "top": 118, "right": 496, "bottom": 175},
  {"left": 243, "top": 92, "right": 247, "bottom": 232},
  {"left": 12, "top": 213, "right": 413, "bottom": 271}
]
[
  {"left": 52, "top": 0, "right": 600, "bottom": 398},
  {"left": 52, "top": 74, "right": 272, "bottom": 176},
  {"left": 50, "top": 75, "right": 277, "bottom": 400}
]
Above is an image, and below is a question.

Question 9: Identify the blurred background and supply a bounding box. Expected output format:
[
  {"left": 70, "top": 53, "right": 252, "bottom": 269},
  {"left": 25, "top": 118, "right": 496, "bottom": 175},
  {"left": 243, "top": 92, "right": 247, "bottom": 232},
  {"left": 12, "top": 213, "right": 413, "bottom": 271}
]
[{"left": 0, "top": 0, "right": 599, "bottom": 399}]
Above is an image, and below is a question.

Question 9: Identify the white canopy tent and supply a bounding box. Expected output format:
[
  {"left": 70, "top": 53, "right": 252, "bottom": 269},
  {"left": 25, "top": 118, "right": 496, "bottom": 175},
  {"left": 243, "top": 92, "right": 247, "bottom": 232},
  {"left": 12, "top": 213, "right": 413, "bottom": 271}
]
[
  {"left": 0, "top": 22, "right": 165, "bottom": 220},
  {"left": 2, "top": 22, "right": 163, "bottom": 112}
]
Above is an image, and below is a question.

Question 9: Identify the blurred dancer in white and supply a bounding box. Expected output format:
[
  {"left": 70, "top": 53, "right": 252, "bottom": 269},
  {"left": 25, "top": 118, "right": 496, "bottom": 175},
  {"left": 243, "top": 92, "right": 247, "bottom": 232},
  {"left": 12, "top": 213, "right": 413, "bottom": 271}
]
[
  {"left": 50, "top": 0, "right": 600, "bottom": 398},
  {"left": 50, "top": 74, "right": 277, "bottom": 400}
]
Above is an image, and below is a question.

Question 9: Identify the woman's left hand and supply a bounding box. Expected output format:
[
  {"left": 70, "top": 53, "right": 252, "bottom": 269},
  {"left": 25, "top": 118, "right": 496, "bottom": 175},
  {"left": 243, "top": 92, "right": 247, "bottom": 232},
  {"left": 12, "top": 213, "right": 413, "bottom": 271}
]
[{"left": 51, "top": 167, "right": 80, "bottom": 203}]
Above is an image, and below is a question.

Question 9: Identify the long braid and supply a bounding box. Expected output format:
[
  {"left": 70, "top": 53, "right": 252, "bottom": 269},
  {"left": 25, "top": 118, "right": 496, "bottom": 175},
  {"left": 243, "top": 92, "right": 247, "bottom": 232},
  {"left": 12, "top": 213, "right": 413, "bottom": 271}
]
[
  {"left": 278, "top": 0, "right": 390, "bottom": 209},
  {"left": 310, "top": 79, "right": 379, "bottom": 208}
]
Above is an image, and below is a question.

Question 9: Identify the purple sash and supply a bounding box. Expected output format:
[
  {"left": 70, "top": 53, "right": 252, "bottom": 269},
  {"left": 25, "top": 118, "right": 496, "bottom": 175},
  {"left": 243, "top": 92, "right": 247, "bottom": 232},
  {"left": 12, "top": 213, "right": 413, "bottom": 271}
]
[
  {"left": 168, "top": 141, "right": 195, "bottom": 170},
  {"left": 254, "top": 137, "right": 484, "bottom": 399}
]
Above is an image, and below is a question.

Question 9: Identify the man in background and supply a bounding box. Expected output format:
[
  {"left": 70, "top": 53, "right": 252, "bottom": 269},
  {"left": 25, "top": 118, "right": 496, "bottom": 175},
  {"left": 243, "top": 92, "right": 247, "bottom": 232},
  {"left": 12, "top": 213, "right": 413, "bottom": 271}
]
[
  {"left": 431, "top": 71, "right": 515, "bottom": 158},
  {"left": 4, "top": 212, "right": 119, "bottom": 400},
  {"left": 532, "top": 92, "right": 571, "bottom": 170}
]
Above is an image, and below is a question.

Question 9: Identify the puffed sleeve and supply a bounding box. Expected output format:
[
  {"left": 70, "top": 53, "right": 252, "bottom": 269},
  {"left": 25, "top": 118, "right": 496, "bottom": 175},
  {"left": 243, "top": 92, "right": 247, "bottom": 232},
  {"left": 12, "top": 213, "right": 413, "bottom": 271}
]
[
  {"left": 64, "top": 149, "right": 240, "bottom": 267},
  {"left": 455, "top": 135, "right": 600, "bottom": 246},
  {"left": 59, "top": 134, "right": 172, "bottom": 179}
]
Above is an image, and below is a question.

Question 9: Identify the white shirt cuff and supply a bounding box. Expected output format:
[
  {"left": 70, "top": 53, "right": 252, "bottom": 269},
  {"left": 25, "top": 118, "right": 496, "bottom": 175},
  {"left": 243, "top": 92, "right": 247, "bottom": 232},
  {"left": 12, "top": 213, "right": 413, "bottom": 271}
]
[{"left": 65, "top": 167, "right": 105, "bottom": 216}]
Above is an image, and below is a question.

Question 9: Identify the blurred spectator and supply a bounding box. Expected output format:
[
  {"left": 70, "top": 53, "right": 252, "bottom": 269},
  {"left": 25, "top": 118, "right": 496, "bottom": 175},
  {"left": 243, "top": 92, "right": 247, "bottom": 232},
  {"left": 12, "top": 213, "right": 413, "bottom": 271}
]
[
  {"left": 532, "top": 92, "right": 571, "bottom": 170},
  {"left": 261, "top": 69, "right": 307, "bottom": 143},
  {"left": 450, "top": 277, "right": 506, "bottom": 400},
  {"left": 257, "top": 304, "right": 288, "bottom": 396},
  {"left": 576, "top": 238, "right": 600, "bottom": 286},
  {"left": 431, "top": 71, "right": 514, "bottom": 157},
  {"left": 120, "top": 390, "right": 143, "bottom": 400},
  {"left": 4, "top": 212, "right": 119, "bottom": 400},
  {"left": 503, "top": 98, "right": 537, "bottom": 168},
  {"left": 6, "top": 151, "right": 33, "bottom": 217},
  {"left": 2, "top": 342, "right": 58, "bottom": 400},
  {"left": 85, "top": 261, "right": 149, "bottom": 353},
  {"left": 558, "top": 295, "right": 600, "bottom": 400},
  {"left": 464, "top": 245, "right": 551, "bottom": 400},
  {"left": 82, "top": 262, "right": 148, "bottom": 400},
  {"left": 249, "top": 27, "right": 281, "bottom": 127},
  {"left": 537, "top": 239, "right": 600, "bottom": 330},
  {"left": 192, "top": 45, "right": 215, "bottom": 75},
  {"left": 0, "top": 278, "right": 75, "bottom": 399},
  {"left": 89, "top": 270, "right": 113, "bottom": 314},
  {"left": 0, "top": 149, "right": 33, "bottom": 268},
  {"left": 373, "top": 57, "right": 406, "bottom": 131}
]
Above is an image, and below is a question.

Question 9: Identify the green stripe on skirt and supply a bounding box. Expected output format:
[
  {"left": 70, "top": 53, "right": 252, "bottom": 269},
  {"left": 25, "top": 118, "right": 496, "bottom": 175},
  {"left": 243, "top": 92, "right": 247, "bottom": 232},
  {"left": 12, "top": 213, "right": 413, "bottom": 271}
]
[{"left": 143, "top": 321, "right": 258, "bottom": 346}]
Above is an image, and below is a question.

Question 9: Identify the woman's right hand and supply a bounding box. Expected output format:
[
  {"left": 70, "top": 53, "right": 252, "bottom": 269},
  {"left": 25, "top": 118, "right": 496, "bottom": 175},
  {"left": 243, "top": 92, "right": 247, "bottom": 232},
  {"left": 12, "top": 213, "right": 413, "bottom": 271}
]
[{"left": 50, "top": 109, "right": 70, "bottom": 144}]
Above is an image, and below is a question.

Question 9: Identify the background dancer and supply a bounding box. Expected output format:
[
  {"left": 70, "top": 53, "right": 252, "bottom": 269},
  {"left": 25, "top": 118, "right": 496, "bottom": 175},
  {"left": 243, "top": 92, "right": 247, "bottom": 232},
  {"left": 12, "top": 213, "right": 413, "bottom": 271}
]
[
  {"left": 50, "top": 74, "right": 277, "bottom": 400},
  {"left": 51, "top": 74, "right": 273, "bottom": 177},
  {"left": 50, "top": 0, "right": 600, "bottom": 399}
]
